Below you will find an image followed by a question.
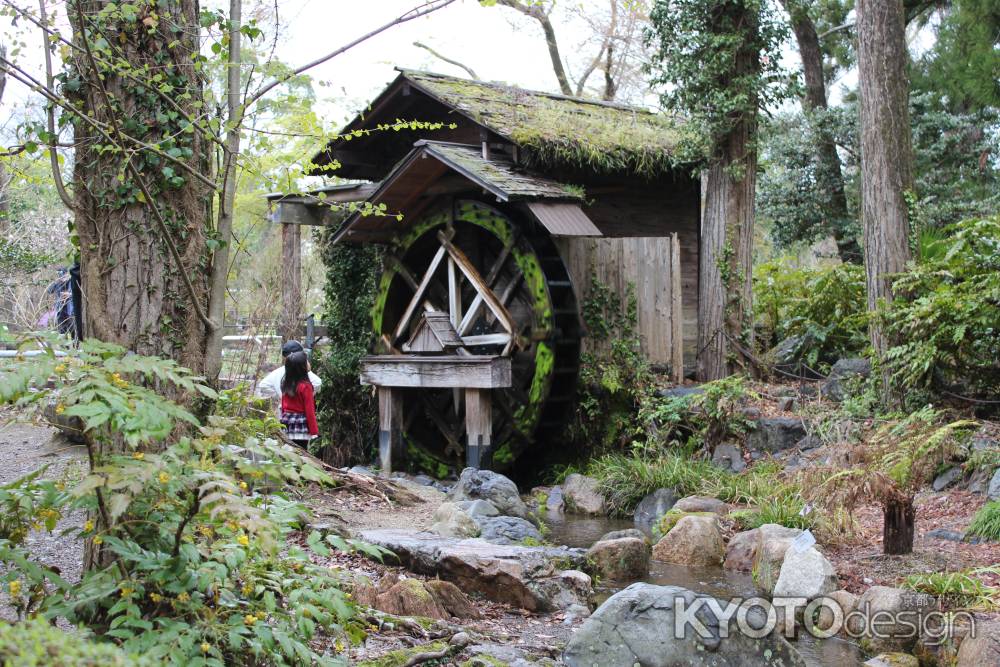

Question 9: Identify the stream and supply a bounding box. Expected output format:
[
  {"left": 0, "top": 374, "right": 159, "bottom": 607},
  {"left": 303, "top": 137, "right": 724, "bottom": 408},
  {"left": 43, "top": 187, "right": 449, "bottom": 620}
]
[{"left": 544, "top": 514, "right": 865, "bottom": 667}]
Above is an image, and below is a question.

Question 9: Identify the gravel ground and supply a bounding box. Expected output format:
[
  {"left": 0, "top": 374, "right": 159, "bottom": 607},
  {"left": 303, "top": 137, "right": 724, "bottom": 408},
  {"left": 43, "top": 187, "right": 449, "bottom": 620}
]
[{"left": 0, "top": 411, "right": 88, "bottom": 622}]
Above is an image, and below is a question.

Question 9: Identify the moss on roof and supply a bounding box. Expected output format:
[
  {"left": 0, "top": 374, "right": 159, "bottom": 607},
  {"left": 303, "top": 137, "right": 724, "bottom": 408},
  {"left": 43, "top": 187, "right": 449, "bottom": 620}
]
[{"left": 399, "top": 69, "right": 683, "bottom": 177}]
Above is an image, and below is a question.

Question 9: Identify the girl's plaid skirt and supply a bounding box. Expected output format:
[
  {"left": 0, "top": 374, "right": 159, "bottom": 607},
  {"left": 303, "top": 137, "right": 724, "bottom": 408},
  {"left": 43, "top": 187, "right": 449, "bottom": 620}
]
[{"left": 280, "top": 411, "right": 310, "bottom": 440}]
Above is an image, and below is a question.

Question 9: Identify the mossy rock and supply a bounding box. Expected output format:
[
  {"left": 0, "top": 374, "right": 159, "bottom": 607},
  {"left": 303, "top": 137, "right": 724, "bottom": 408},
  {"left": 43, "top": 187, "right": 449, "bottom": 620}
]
[
  {"left": 654, "top": 510, "right": 716, "bottom": 538},
  {"left": 357, "top": 641, "right": 451, "bottom": 667},
  {"left": 0, "top": 618, "right": 145, "bottom": 666}
]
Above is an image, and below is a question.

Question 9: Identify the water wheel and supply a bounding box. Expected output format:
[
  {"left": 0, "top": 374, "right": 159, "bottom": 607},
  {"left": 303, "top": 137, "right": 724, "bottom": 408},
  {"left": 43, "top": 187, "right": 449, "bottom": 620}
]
[{"left": 372, "top": 199, "right": 581, "bottom": 472}]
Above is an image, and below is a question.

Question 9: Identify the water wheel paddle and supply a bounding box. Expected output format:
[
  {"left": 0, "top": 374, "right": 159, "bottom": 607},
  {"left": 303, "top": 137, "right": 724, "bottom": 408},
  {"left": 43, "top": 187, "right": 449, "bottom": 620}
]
[{"left": 372, "top": 199, "right": 581, "bottom": 471}]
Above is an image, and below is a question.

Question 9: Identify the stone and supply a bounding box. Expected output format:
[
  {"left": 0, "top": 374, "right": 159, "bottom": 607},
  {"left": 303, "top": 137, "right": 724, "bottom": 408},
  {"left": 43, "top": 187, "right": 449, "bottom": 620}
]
[
  {"left": 563, "top": 583, "right": 806, "bottom": 667},
  {"left": 864, "top": 654, "right": 919, "bottom": 667},
  {"left": 586, "top": 537, "right": 650, "bottom": 581},
  {"left": 672, "top": 495, "right": 729, "bottom": 515},
  {"left": 657, "top": 385, "right": 704, "bottom": 400},
  {"left": 348, "top": 465, "right": 375, "bottom": 477},
  {"left": 927, "top": 528, "right": 966, "bottom": 542},
  {"left": 562, "top": 474, "right": 606, "bottom": 515},
  {"left": 796, "top": 434, "right": 823, "bottom": 451},
  {"left": 968, "top": 467, "right": 991, "bottom": 494},
  {"left": 599, "top": 528, "right": 646, "bottom": 543},
  {"left": 563, "top": 603, "right": 591, "bottom": 623},
  {"left": 465, "top": 643, "right": 536, "bottom": 667},
  {"left": 546, "top": 485, "right": 565, "bottom": 514},
  {"left": 753, "top": 527, "right": 804, "bottom": 596},
  {"left": 777, "top": 396, "right": 796, "bottom": 412},
  {"left": 815, "top": 589, "right": 859, "bottom": 633},
  {"left": 476, "top": 515, "right": 543, "bottom": 545},
  {"left": 822, "top": 358, "right": 872, "bottom": 401},
  {"left": 449, "top": 467, "right": 529, "bottom": 518},
  {"left": 429, "top": 502, "right": 480, "bottom": 538},
  {"left": 850, "top": 586, "right": 937, "bottom": 652},
  {"left": 724, "top": 528, "right": 760, "bottom": 572},
  {"left": 358, "top": 528, "right": 589, "bottom": 612},
  {"left": 449, "top": 631, "right": 471, "bottom": 648},
  {"left": 651, "top": 515, "right": 724, "bottom": 567},
  {"left": 772, "top": 546, "right": 839, "bottom": 599},
  {"left": 988, "top": 468, "right": 1000, "bottom": 500},
  {"left": 375, "top": 577, "right": 480, "bottom": 620},
  {"left": 350, "top": 574, "right": 378, "bottom": 608},
  {"left": 711, "top": 443, "right": 746, "bottom": 473},
  {"left": 633, "top": 488, "right": 679, "bottom": 533},
  {"left": 746, "top": 417, "right": 808, "bottom": 454},
  {"left": 932, "top": 466, "right": 964, "bottom": 491},
  {"left": 956, "top": 619, "right": 1000, "bottom": 666},
  {"left": 455, "top": 499, "right": 499, "bottom": 519}
]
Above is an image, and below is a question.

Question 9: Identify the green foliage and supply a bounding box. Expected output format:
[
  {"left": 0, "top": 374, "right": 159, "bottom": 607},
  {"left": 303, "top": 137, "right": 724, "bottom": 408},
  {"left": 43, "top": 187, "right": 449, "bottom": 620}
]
[
  {"left": 647, "top": 0, "right": 792, "bottom": 160},
  {"left": 0, "top": 617, "right": 146, "bottom": 667},
  {"left": 0, "top": 238, "right": 57, "bottom": 273},
  {"left": 753, "top": 258, "right": 868, "bottom": 369},
  {"left": 966, "top": 501, "right": 1000, "bottom": 543},
  {"left": 587, "top": 452, "right": 718, "bottom": 516},
  {"left": 881, "top": 214, "right": 1000, "bottom": 400},
  {"left": 902, "top": 567, "right": 1000, "bottom": 610},
  {"left": 0, "top": 344, "right": 378, "bottom": 665},
  {"left": 640, "top": 375, "right": 755, "bottom": 453},
  {"left": 729, "top": 496, "right": 814, "bottom": 532},
  {"left": 569, "top": 277, "right": 651, "bottom": 452},
  {"left": 313, "top": 235, "right": 381, "bottom": 466}
]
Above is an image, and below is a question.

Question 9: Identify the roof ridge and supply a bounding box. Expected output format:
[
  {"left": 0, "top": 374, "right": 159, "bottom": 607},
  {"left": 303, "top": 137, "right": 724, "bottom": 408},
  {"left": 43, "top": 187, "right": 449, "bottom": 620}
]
[{"left": 395, "top": 67, "right": 654, "bottom": 115}]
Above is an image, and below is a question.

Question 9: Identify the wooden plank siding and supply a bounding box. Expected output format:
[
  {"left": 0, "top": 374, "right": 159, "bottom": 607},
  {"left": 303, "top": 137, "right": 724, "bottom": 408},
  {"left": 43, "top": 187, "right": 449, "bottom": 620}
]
[{"left": 555, "top": 231, "right": 699, "bottom": 373}]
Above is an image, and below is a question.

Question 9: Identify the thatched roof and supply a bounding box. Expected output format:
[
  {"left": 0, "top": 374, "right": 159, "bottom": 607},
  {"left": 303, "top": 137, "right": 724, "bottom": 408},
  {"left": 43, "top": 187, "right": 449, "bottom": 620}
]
[{"left": 310, "top": 69, "right": 683, "bottom": 179}]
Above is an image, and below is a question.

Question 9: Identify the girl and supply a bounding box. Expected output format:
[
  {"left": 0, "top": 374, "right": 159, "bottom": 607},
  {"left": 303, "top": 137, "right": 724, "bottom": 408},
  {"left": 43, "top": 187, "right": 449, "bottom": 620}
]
[{"left": 280, "top": 350, "right": 318, "bottom": 448}]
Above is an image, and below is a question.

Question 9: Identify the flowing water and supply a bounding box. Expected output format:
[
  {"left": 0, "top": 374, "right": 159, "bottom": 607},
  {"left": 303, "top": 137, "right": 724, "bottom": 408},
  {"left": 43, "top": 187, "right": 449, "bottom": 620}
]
[{"left": 544, "top": 514, "right": 865, "bottom": 667}]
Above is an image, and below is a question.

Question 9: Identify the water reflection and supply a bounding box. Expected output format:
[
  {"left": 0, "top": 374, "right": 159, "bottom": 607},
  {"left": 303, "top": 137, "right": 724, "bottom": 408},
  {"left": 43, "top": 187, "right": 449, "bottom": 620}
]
[{"left": 544, "top": 512, "right": 865, "bottom": 666}]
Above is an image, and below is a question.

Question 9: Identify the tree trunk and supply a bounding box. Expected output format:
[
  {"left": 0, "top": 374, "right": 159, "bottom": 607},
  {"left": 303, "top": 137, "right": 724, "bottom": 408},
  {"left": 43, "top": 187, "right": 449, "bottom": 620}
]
[
  {"left": 782, "top": 0, "right": 859, "bottom": 263},
  {"left": 696, "top": 6, "right": 758, "bottom": 382},
  {"left": 857, "top": 0, "right": 914, "bottom": 394},
  {"left": 498, "top": 1, "right": 572, "bottom": 95},
  {"left": 67, "top": 0, "right": 212, "bottom": 375},
  {"left": 883, "top": 496, "right": 915, "bottom": 554}
]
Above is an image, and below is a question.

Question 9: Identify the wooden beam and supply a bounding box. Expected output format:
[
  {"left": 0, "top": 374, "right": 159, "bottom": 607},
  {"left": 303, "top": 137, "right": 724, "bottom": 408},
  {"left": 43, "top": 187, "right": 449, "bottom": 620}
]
[
  {"left": 280, "top": 222, "right": 301, "bottom": 341},
  {"left": 360, "top": 355, "right": 512, "bottom": 389},
  {"left": 461, "top": 333, "right": 512, "bottom": 347},
  {"left": 377, "top": 387, "right": 404, "bottom": 474},
  {"left": 437, "top": 232, "right": 516, "bottom": 335},
  {"left": 670, "top": 232, "right": 684, "bottom": 383},
  {"left": 465, "top": 388, "right": 492, "bottom": 469},
  {"left": 391, "top": 244, "right": 448, "bottom": 345}
]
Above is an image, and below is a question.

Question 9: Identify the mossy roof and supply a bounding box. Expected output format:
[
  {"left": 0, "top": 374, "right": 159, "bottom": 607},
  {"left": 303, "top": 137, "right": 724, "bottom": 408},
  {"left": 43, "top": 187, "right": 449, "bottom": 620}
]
[{"left": 400, "top": 69, "right": 682, "bottom": 176}]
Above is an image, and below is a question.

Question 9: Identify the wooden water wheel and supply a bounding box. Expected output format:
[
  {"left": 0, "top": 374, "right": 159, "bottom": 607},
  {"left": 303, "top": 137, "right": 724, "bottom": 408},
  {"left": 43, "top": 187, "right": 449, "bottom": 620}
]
[{"left": 372, "top": 199, "right": 581, "bottom": 471}]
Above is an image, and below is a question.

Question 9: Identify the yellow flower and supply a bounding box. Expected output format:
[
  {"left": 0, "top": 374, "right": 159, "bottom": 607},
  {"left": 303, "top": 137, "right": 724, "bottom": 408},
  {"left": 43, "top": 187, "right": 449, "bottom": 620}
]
[
  {"left": 83, "top": 519, "right": 94, "bottom": 532},
  {"left": 54, "top": 364, "right": 67, "bottom": 374},
  {"left": 244, "top": 614, "right": 256, "bottom": 626},
  {"left": 241, "top": 583, "right": 253, "bottom": 596},
  {"left": 149, "top": 592, "right": 162, "bottom": 603},
  {"left": 201, "top": 642, "right": 211, "bottom": 654},
  {"left": 93, "top": 536, "right": 103, "bottom": 545},
  {"left": 345, "top": 593, "right": 352, "bottom": 600},
  {"left": 334, "top": 639, "right": 345, "bottom": 652},
  {"left": 158, "top": 472, "right": 170, "bottom": 484},
  {"left": 176, "top": 592, "right": 190, "bottom": 603},
  {"left": 120, "top": 587, "right": 133, "bottom": 598},
  {"left": 239, "top": 481, "right": 248, "bottom": 491},
  {"left": 133, "top": 452, "right": 144, "bottom": 460},
  {"left": 54, "top": 403, "right": 65, "bottom": 415},
  {"left": 237, "top": 534, "right": 249, "bottom": 547},
  {"left": 8, "top": 580, "right": 21, "bottom": 597}
]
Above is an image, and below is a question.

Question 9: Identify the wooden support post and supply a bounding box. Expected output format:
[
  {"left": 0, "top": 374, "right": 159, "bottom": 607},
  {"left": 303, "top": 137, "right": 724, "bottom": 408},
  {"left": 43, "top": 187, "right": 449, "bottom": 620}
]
[
  {"left": 281, "top": 222, "right": 302, "bottom": 341},
  {"left": 464, "top": 388, "right": 492, "bottom": 470},
  {"left": 378, "top": 387, "right": 404, "bottom": 474},
  {"left": 670, "top": 232, "right": 684, "bottom": 383}
]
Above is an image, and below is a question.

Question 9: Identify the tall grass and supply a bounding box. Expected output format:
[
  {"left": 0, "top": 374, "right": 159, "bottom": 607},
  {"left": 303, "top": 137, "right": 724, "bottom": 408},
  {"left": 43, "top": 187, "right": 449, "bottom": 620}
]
[
  {"left": 903, "top": 567, "right": 1000, "bottom": 610},
  {"left": 967, "top": 500, "right": 1000, "bottom": 542}
]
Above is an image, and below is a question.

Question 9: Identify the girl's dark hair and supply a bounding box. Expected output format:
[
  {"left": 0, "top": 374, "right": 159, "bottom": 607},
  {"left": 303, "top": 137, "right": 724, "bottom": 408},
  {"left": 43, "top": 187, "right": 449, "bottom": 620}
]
[{"left": 281, "top": 351, "right": 309, "bottom": 396}]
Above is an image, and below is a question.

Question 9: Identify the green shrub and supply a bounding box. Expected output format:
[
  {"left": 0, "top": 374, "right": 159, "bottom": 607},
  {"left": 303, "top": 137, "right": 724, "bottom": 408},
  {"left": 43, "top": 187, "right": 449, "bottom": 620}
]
[
  {"left": 639, "top": 375, "right": 755, "bottom": 454},
  {"left": 0, "top": 341, "right": 380, "bottom": 665},
  {"left": 754, "top": 259, "right": 868, "bottom": 371},
  {"left": 882, "top": 214, "right": 1000, "bottom": 401},
  {"left": 729, "top": 496, "right": 815, "bottom": 532},
  {"left": 586, "top": 452, "right": 718, "bottom": 516},
  {"left": 902, "top": 567, "right": 1000, "bottom": 610},
  {"left": 0, "top": 618, "right": 145, "bottom": 666},
  {"left": 967, "top": 501, "right": 1000, "bottom": 542}
]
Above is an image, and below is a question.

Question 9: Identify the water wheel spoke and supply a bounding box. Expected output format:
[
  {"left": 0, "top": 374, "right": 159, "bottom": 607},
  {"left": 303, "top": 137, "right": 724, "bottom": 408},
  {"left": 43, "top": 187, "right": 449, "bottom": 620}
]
[{"left": 392, "top": 244, "right": 448, "bottom": 344}]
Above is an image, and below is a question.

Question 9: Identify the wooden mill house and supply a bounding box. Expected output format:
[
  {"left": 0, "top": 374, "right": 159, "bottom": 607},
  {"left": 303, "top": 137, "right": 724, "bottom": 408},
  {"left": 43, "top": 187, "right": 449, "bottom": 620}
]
[{"left": 269, "top": 69, "right": 701, "bottom": 475}]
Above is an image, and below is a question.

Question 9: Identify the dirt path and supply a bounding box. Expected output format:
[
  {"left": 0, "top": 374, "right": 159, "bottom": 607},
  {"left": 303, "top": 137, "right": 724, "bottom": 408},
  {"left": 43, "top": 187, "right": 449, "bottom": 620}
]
[{"left": 0, "top": 412, "right": 88, "bottom": 622}]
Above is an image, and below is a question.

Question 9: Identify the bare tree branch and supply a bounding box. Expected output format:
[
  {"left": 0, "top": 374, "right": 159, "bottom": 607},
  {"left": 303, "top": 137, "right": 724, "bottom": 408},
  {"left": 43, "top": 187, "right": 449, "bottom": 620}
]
[
  {"left": 496, "top": 0, "right": 572, "bottom": 95},
  {"left": 413, "top": 41, "right": 478, "bottom": 78},
  {"left": 38, "top": 0, "right": 74, "bottom": 211}
]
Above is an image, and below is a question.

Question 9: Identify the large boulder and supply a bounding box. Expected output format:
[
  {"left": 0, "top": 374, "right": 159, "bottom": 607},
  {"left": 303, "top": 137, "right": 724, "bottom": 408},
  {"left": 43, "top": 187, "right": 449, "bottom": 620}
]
[
  {"left": 932, "top": 466, "right": 964, "bottom": 492},
  {"left": 746, "top": 417, "right": 808, "bottom": 455},
  {"left": 449, "top": 468, "right": 529, "bottom": 518},
  {"left": 455, "top": 499, "right": 500, "bottom": 519},
  {"left": 652, "top": 515, "right": 724, "bottom": 567},
  {"left": 586, "top": 537, "right": 650, "bottom": 581},
  {"left": 815, "top": 589, "right": 859, "bottom": 634},
  {"left": 429, "top": 502, "right": 480, "bottom": 538},
  {"left": 850, "top": 586, "right": 937, "bottom": 652},
  {"left": 546, "top": 486, "right": 565, "bottom": 514},
  {"left": 956, "top": 619, "right": 1000, "bottom": 666},
  {"left": 752, "top": 526, "right": 805, "bottom": 596},
  {"left": 864, "top": 654, "right": 919, "bottom": 667},
  {"left": 563, "top": 583, "right": 806, "bottom": 667},
  {"left": 988, "top": 469, "right": 1000, "bottom": 501},
  {"left": 672, "top": 495, "right": 729, "bottom": 515},
  {"left": 712, "top": 443, "right": 746, "bottom": 473},
  {"left": 358, "top": 528, "right": 589, "bottom": 612},
  {"left": 772, "top": 546, "right": 838, "bottom": 599},
  {"left": 562, "top": 474, "right": 607, "bottom": 515},
  {"left": 724, "top": 529, "right": 760, "bottom": 572},
  {"left": 375, "top": 578, "right": 481, "bottom": 620},
  {"left": 822, "top": 358, "right": 872, "bottom": 401},
  {"left": 633, "top": 488, "right": 678, "bottom": 533},
  {"left": 476, "top": 516, "right": 543, "bottom": 545},
  {"left": 600, "top": 528, "right": 646, "bottom": 543}
]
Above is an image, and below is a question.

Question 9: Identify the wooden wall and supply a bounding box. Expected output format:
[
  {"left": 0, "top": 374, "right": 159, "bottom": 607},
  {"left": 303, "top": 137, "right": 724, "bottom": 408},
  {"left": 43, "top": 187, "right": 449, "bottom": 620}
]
[{"left": 555, "top": 233, "right": 699, "bottom": 373}]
